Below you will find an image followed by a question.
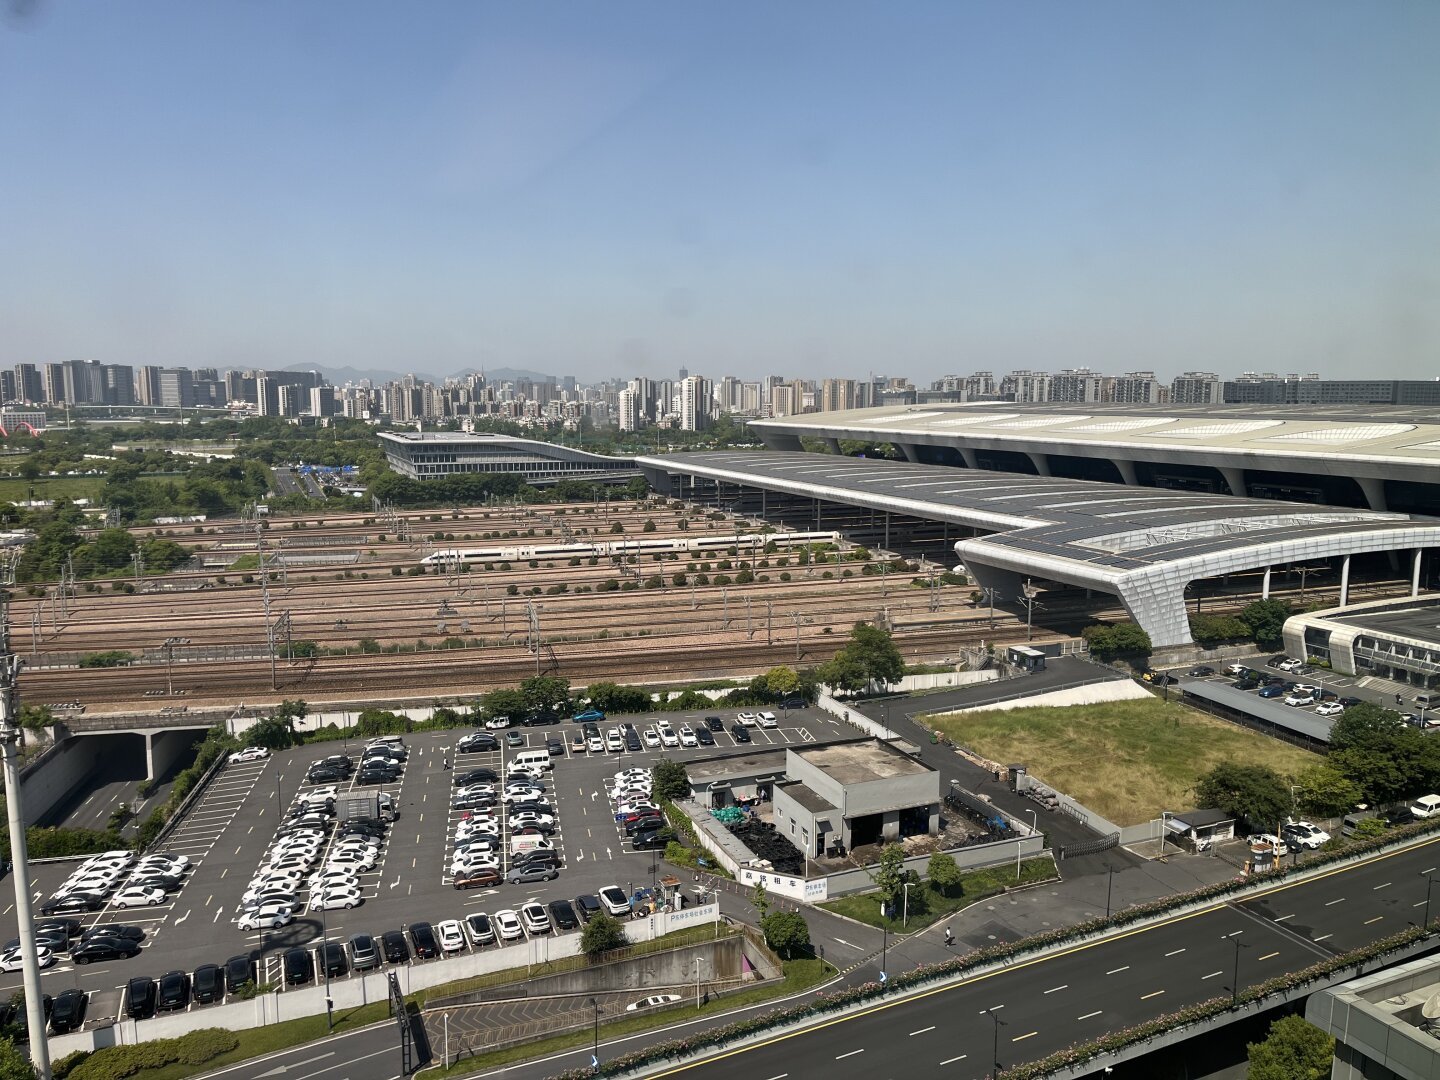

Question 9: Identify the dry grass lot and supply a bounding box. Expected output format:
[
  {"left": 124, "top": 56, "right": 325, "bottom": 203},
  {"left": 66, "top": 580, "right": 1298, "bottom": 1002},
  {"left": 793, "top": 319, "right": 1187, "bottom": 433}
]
[{"left": 923, "top": 699, "right": 1320, "bottom": 827}]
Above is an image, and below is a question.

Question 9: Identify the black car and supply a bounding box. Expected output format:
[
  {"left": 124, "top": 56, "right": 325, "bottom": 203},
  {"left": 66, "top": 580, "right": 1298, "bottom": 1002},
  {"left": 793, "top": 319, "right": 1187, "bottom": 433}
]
[
  {"left": 127, "top": 872, "right": 184, "bottom": 892},
  {"left": 514, "top": 850, "right": 561, "bottom": 871},
  {"left": 730, "top": 724, "right": 751, "bottom": 743},
  {"left": 381, "top": 930, "right": 411, "bottom": 964},
  {"left": 82, "top": 923, "right": 145, "bottom": 944},
  {"left": 125, "top": 977, "right": 157, "bottom": 1020},
  {"left": 624, "top": 731, "right": 643, "bottom": 751},
  {"left": 1339, "top": 696, "right": 1363, "bottom": 707},
  {"left": 457, "top": 733, "right": 498, "bottom": 753},
  {"left": 778, "top": 697, "right": 807, "bottom": 710},
  {"left": 704, "top": 716, "right": 725, "bottom": 731},
  {"left": 48, "top": 989, "right": 86, "bottom": 1034},
  {"left": 695, "top": 727, "right": 715, "bottom": 747},
  {"left": 625, "top": 815, "right": 665, "bottom": 836},
  {"left": 410, "top": 922, "right": 439, "bottom": 959},
  {"left": 192, "top": 963, "right": 224, "bottom": 1004},
  {"left": 34, "top": 918, "right": 82, "bottom": 939},
  {"left": 633, "top": 828, "right": 676, "bottom": 850},
  {"left": 224, "top": 954, "right": 255, "bottom": 993},
  {"left": 283, "top": 946, "right": 314, "bottom": 986},
  {"left": 306, "top": 766, "right": 344, "bottom": 784},
  {"left": 356, "top": 767, "right": 398, "bottom": 786},
  {"left": 1316, "top": 689, "right": 1339, "bottom": 702},
  {"left": 71, "top": 937, "right": 141, "bottom": 964},
  {"left": 1232, "top": 679, "right": 1261, "bottom": 692},
  {"left": 546, "top": 738, "right": 565, "bottom": 757},
  {"left": 7, "top": 929, "right": 69, "bottom": 954},
  {"left": 547, "top": 899, "right": 580, "bottom": 931},
  {"left": 320, "top": 941, "right": 348, "bottom": 978},
  {"left": 1150, "top": 672, "right": 1178, "bottom": 686},
  {"left": 40, "top": 893, "right": 104, "bottom": 916},
  {"left": 339, "top": 821, "right": 386, "bottom": 839},
  {"left": 1186, "top": 666, "right": 1215, "bottom": 677},
  {"left": 574, "top": 894, "right": 602, "bottom": 922},
  {"left": 157, "top": 970, "right": 191, "bottom": 1012},
  {"left": 457, "top": 768, "right": 499, "bottom": 786},
  {"left": 349, "top": 934, "right": 381, "bottom": 971}
]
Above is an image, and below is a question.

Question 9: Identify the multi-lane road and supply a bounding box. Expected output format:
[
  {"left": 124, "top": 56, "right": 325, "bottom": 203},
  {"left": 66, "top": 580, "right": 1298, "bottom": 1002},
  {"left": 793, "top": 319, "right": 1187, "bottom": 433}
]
[{"left": 629, "top": 838, "right": 1440, "bottom": 1080}]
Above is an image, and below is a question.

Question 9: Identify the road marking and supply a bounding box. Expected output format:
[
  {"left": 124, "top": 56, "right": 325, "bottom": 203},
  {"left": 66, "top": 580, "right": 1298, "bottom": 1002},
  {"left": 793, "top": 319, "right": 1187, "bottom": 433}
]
[
  {"left": 1416, "top": 900, "right": 1430, "bottom": 908},
  {"left": 1012, "top": 1031, "right": 1037, "bottom": 1043},
  {"left": 1164, "top": 948, "right": 1184, "bottom": 957},
  {"left": 1258, "top": 951, "right": 1279, "bottom": 960},
  {"left": 1325, "top": 898, "right": 1345, "bottom": 906},
  {"left": 1364, "top": 916, "right": 1383, "bottom": 925},
  {"left": 1202, "top": 970, "right": 1222, "bottom": 979},
  {"left": 938, "top": 1056, "right": 966, "bottom": 1065},
  {"left": 909, "top": 1026, "right": 934, "bottom": 1036},
  {"left": 1140, "top": 990, "right": 1165, "bottom": 1000},
  {"left": 834, "top": 938, "right": 864, "bottom": 951},
  {"left": 1043, "top": 985, "right": 1067, "bottom": 994},
  {"left": 1106, "top": 966, "right": 1129, "bottom": 975},
  {"left": 1374, "top": 882, "right": 1392, "bottom": 890},
  {"left": 835, "top": 1049, "right": 864, "bottom": 1060},
  {"left": 1275, "top": 914, "right": 1294, "bottom": 922},
  {"left": 1076, "top": 1010, "right": 1102, "bottom": 1020},
  {"left": 1316, "top": 933, "right": 1333, "bottom": 942}
]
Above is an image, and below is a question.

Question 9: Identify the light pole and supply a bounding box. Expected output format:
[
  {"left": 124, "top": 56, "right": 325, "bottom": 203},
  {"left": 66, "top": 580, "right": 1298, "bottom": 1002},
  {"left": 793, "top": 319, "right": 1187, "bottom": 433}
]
[
  {"left": 321, "top": 901, "right": 333, "bottom": 1031},
  {"left": 985, "top": 1006, "right": 1006, "bottom": 1074},
  {"left": 589, "top": 997, "right": 600, "bottom": 1073},
  {"left": 902, "top": 881, "right": 913, "bottom": 928},
  {"left": 1422, "top": 874, "right": 1440, "bottom": 931},
  {"left": 694, "top": 955, "right": 702, "bottom": 1009},
  {"left": 1105, "top": 866, "right": 1116, "bottom": 920},
  {"left": 1226, "top": 934, "right": 1248, "bottom": 1005},
  {"left": 162, "top": 636, "right": 189, "bottom": 696},
  {"left": 1160, "top": 811, "right": 1171, "bottom": 857}
]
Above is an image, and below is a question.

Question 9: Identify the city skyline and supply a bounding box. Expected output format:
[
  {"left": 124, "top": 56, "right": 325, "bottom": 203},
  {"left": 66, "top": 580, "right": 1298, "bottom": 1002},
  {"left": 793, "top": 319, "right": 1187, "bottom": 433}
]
[{"left": 2, "top": 2, "right": 1437, "bottom": 384}]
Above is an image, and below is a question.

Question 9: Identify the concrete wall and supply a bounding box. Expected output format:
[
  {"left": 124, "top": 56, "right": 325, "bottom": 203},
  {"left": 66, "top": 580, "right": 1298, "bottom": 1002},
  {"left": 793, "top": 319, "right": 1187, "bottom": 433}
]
[
  {"left": 822, "top": 834, "right": 1047, "bottom": 898},
  {"left": 20, "top": 733, "right": 140, "bottom": 826}
]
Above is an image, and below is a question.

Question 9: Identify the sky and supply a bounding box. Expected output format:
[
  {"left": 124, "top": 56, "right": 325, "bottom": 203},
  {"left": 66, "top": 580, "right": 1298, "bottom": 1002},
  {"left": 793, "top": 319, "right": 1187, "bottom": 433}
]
[{"left": 1, "top": 0, "right": 1437, "bottom": 386}]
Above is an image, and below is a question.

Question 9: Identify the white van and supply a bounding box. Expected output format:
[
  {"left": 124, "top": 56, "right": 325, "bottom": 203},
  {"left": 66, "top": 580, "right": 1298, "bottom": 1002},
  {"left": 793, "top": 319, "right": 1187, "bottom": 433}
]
[
  {"left": 510, "top": 835, "right": 555, "bottom": 856},
  {"left": 511, "top": 749, "right": 553, "bottom": 773}
]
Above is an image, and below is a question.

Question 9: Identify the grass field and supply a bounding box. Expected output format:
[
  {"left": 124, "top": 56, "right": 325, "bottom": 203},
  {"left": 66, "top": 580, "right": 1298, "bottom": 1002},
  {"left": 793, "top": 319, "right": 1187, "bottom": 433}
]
[
  {"left": 0, "top": 475, "right": 106, "bottom": 503},
  {"left": 923, "top": 699, "right": 1320, "bottom": 827}
]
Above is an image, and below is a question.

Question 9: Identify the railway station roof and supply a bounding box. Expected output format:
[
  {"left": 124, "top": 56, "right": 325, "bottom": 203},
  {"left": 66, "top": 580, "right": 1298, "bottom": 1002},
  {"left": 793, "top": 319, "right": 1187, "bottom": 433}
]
[{"left": 637, "top": 450, "right": 1440, "bottom": 649}]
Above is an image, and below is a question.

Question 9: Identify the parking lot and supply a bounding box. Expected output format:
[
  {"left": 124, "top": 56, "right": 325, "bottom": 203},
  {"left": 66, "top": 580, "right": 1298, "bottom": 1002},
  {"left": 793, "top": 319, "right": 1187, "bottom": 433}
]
[
  {"left": 0, "top": 706, "right": 843, "bottom": 1034},
  {"left": 1166, "top": 651, "right": 1427, "bottom": 721}
]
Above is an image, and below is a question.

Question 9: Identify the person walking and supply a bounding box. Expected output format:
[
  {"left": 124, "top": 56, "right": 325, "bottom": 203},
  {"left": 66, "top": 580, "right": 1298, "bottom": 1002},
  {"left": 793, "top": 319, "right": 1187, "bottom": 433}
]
[
  {"left": 944, "top": 926, "right": 953, "bottom": 947},
  {"left": 1398, "top": 693, "right": 1405, "bottom": 706}
]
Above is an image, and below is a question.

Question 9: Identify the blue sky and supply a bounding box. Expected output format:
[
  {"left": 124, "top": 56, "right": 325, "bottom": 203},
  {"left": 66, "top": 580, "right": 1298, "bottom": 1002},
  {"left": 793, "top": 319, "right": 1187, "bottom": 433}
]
[{"left": 1, "top": 1, "right": 1436, "bottom": 384}]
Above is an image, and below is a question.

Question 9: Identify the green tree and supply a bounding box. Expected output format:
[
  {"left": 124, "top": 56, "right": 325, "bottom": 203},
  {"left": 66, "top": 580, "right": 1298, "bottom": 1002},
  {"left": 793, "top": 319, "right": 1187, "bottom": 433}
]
[
  {"left": 926, "top": 851, "right": 963, "bottom": 896},
  {"left": 1238, "top": 599, "right": 1294, "bottom": 652},
  {"left": 763, "top": 667, "right": 800, "bottom": 697},
  {"left": 1188, "top": 613, "right": 1250, "bottom": 646},
  {"left": 751, "top": 880, "right": 769, "bottom": 919},
  {"left": 1327, "top": 703, "right": 1427, "bottom": 803},
  {"left": 870, "top": 844, "right": 908, "bottom": 913},
  {"left": 760, "top": 910, "right": 812, "bottom": 959},
  {"left": 651, "top": 759, "right": 690, "bottom": 802},
  {"left": 1246, "top": 1014, "right": 1334, "bottom": 1080},
  {"left": 87, "top": 527, "right": 138, "bottom": 571},
  {"left": 1294, "top": 763, "right": 1362, "bottom": 818},
  {"left": 520, "top": 675, "right": 571, "bottom": 719},
  {"left": 580, "top": 910, "right": 629, "bottom": 956},
  {"left": 247, "top": 714, "right": 299, "bottom": 751},
  {"left": 480, "top": 688, "right": 529, "bottom": 723},
  {"left": 1082, "top": 622, "right": 1153, "bottom": 662},
  {"left": 584, "top": 682, "right": 652, "bottom": 715},
  {"left": 820, "top": 623, "right": 905, "bottom": 692},
  {"left": 1194, "top": 762, "right": 1291, "bottom": 834}
]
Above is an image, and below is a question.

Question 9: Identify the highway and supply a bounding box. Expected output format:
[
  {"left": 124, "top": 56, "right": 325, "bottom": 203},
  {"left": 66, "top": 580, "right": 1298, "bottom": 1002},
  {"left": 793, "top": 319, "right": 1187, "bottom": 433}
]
[{"left": 628, "top": 838, "right": 1440, "bottom": 1080}]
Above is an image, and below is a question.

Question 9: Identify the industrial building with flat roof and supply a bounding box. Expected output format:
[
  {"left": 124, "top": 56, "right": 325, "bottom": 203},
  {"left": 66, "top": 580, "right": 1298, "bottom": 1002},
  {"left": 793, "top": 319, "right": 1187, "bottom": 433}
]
[
  {"left": 637, "top": 450, "right": 1440, "bottom": 649},
  {"left": 1283, "top": 596, "right": 1440, "bottom": 693},
  {"left": 750, "top": 403, "right": 1440, "bottom": 515},
  {"left": 379, "top": 431, "right": 638, "bottom": 485}
]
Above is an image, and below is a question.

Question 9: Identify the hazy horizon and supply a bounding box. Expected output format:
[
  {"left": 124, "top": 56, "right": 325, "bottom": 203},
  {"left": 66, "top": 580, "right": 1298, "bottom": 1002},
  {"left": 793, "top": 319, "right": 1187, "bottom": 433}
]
[{"left": 2, "top": 1, "right": 1436, "bottom": 385}]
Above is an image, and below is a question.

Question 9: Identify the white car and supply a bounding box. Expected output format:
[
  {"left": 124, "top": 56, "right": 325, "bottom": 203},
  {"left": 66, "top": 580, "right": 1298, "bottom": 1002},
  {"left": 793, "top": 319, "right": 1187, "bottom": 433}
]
[
  {"left": 81, "top": 851, "right": 136, "bottom": 870},
  {"left": 0, "top": 946, "right": 52, "bottom": 974},
  {"left": 437, "top": 919, "right": 466, "bottom": 953},
  {"left": 758, "top": 711, "right": 778, "bottom": 728},
  {"left": 484, "top": 716, "right": 512, "bottom": 729},
  {"left": 1283, "top": 821, "right": 1332, "bottom": 849},
  {"left": 520, "top": 902, "right": 551, "bottom": 935},
  {"left": 612, "top": 770, "right": 649, "bottom": 786},
  {"left": 643, "top": 728, "right": 661, "bottom": 748},
  {"left": 135, "top": 852, "right": 188, "bottom": 870},
  {"left": 493, "top": 908, "right": 524, "bottom": 941},
  {"left": 237, "top": 902, "right": 294, "bottom": 931},
  {"left": 736, "top": 712, "right": 760, "bottom": 727},
  {"left": 1277, "top": 658, "right": 1304, "bottom": 672},
  {"left": 1284, "top": 693, "right": 1316, "bottom": 707},
  {"left": 502, "top": 789, "right": 546, "bottom": 805},
  {"left": 243, "top": 875, "right": 304, "bottom": 901},
  {"left": 606, "top": 729, "right": 625, "bottom": 752},
  {"left": 658, "top": 727, "right": 680, "bottom": 748},
  {"left": 229, "top": 746, "right": 270, "bottom": 764},
  {"left": 326, "top": 850, "right": 377, "bottom": 871},
  {"left": 271, "top": 840, "right": 325, "bottom": 859},
  {"left": 112, "top": 886, "right": 167, "bottom": 908},
  {"left": 452, "top": 856, "right": 499, "bottom": 876},
  {"left": 1411, "top": 794, "right": 1440, "bottom": 819},
  {"left": 308, "top": 869, "right": 361, "bottom": 892},
  {"left": 626, "top": 993, "right": 682, "bottom": 1012},
  {"left": 456, "top": 818, "right": 500, "bottom": 836},
  {"left": 1314, "top": 701, "right": 1345, "bottom": 717},
  {"left": 1246, "top": 833, "right": 1285, "bottom": 854},
  {"left": 678, "top": 725, "right": 698, "bottom": 747},
  {"left": 586, "top": 735, "right": 606, "bottom": 753},
  {"left": 509, "top": 811, "right": 554, "bottom": 828},
  {"left": 311, "top": 886, "right": 362, "bottom": 910}
]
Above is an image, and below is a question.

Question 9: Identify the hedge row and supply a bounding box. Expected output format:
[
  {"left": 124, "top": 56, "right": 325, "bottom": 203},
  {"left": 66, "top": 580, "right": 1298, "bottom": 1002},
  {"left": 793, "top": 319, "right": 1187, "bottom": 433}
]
[{"left": 57, "top": 1028, "right": 237, "bottom": 1080}]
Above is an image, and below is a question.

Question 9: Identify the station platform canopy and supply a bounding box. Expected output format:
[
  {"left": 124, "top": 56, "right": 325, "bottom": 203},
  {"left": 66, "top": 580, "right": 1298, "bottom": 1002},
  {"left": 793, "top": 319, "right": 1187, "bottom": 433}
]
[{"left": 637, "top": 451, "right": 1440, "bottom": 649}]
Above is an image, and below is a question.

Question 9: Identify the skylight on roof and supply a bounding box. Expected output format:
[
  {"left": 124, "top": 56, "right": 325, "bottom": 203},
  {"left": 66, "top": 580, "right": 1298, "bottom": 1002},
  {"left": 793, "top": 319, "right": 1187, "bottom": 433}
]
[
  {"left": 1074, "top": 512, "right": 1396, "bottom": 554},
  {"left": 1063, "top": 417, "right": 1176, "bottom": 433},
  {"left": 1263, "top": 424, "right": 1414, "bottom": 443},
  {"left": 1152, "top": 421, "right": 1285, "bottom": 439},
  {"left": 989, "top": 415, "right": 1093, "bottom": 428}
]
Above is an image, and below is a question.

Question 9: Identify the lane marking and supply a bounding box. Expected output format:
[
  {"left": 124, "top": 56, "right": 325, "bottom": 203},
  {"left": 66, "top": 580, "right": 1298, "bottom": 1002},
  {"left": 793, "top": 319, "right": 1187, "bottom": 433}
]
[
  {"left": 1258, "top": 951, "right": 1279, "bottom": 961},
  {"left": 1012, "top": 1031, "right": 1037, "bottom": 1042},
  {"left": 909, "top": 1026, "right": 934, "bottom": 1036},
  {"left": 1140, "top": 990, "right": 1165, "bottom": 1000},
  {"left": 1274, "top": 914, "right": 1294, "bottom": 922},
  {"left": 1316, "top": 933, "right": 1333, "bottom": 942},
  {"left": 1374, "top": 882, "right": 1392, "bottom": 890},
  {"left": 1106, "top": 966, "right": 1128, "bottom": 975},
  {"left": 1202, "top": 970, "right": 1223, "bottom": 980},
  {"left": 835, "top": 1049, "right": 864, "bottom": 1060},
  {"left": 1364, "top": 916, "right": 1383, "bottom": 925},
  {"left": 1076, "top": 1010, "right": 1102, "bottom": 1020},
  {"left": 1325, "top": 898, "right": 1346, "bottom": 906},
  {"left": 1164, "top": 949, "right": 1184, "bottom": 957},
  {"left": 1043, "top": 985, "right": 1067, "bottom": 995},
  {"left": 938, "top": 1056, "right": 966, "bottom": 1066}
]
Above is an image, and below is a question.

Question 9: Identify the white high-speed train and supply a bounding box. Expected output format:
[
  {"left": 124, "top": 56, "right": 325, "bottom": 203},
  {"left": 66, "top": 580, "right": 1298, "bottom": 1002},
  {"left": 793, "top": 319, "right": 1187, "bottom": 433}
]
[{"left": 421, "top": 531, "right": 840, "bottom": 567}]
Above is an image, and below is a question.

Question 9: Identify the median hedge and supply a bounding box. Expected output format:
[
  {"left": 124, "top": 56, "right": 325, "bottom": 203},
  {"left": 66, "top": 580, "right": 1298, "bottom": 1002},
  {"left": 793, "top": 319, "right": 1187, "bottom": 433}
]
[{"left": 55, "top": 1028, "right": 238, "bottom": 1080}]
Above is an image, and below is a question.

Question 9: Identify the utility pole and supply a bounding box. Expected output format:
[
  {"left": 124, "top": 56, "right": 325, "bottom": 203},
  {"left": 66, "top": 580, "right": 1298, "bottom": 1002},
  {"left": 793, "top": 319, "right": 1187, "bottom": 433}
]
[
  {"left": 1021, "top": 579, "right": 1041, "bottom": 643},
  {"left": 0, "top": 607, "right": 54, "bottom": 1079}
]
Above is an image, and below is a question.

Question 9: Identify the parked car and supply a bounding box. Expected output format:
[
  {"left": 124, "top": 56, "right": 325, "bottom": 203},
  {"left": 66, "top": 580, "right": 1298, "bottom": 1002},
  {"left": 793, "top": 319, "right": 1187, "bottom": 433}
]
[
  {"left": 627, "top": 994, "right": 682, "bottom": 1012},
  {"left": 81, "top": 924, "right": 145, "bottom": 944},
  {"left": 70, "top": 937, "right": 141, "bottom": 964},
  {"left": 228, "top": 747, "right": 270, "bottom": 764},
  {"left": 320, "top": 942, "right": 348, "bottom": 978},
  {"left": 598, "top": 886, "right": 631, "bottom": 917},
  {"left": 758, "top": 711, "right": 779, "bottom": 727},
  {"left": 283, "top": 947, "right": 314, "bottom": 986},
  {"left": 454, "top": 868, "right": 503, "bottom": 890},
  {"left": 349, "top": 934, "right": 380, "bottom": 971},
  {"left": 695, "top": 727, "right": 715, "bottom": 747},
  {"left": 493, "top": 909, "right": 524, "bottom": 941},
  {"left": 1282, "top": 821, "right": 1331, "bottom": 849},
  {"left": 237, "top": 902, "right": 294, "bottom": 931},
  {"left": 678, "top": 725, "right": 698, "bottom": 747},
  {"left": 457, "top": 768, "right": 499, "bottom": 786},
  {"left": 464, "top": 913, "right": 496, "bottom": 946},
  {"left": 547, "top": 899, "right": 580, "bottom": 931},
  {"left": 730, "top": 724, "right": 752, "bottom": 743},
  {"left": 1315, "top": 701, "right": 1345, "bottom": 717},
  {"left": 736, "top": 712, "right": 760, "bottom": 726},
  {"left": 1257, "top": 685, "right": 1285, "bottom": 699},
  {"left": 1410, "top": 794, "right": 1440, "bottom": 819},
  {"left": 410, "top": 922, "right": 439, "bottom": 959},
  {"left": 157, "top": 970, "right": 191, "bottom": 1012},
  {"left": 575, "top": 894, "right": 603, "bottom": 922},
  {"left": 437, "top": 920, "right": 467, "bottom": 953},
  {"left": 457, "top": 732, "right": 499, "bottom": 753},
  {"left": 0, "top": 946, "right": 51, "bottom": 973},
  {"left": 625, "top": 814, "right": 665, "bottom": 836},
  {"left": 125, "top": 977, "right": 157, "bottom": 1020},
  {"left": 48, "top": 988, "right": 86, "bottom": 1034},
  {"left": 1284, "top": 693, "right": 1316, "bottom": 707},
  {"left": 507, "top": 865, "right": 559, "bottom": 884},
  {"left": 40, "top": 893, "right": 105, "bottom": 916},
  {"left": 520, "top": 903, "right": 551, "bottom": 935},
  {"left": 572, "top": 709, "right": 605, "bottom": 722},
  {"left": 381, "top": 930, "right": 410, "bottom": 964},
  {"left": 192, "top": 963, "right": 224, "bottom": 1004},
  {"left": 224, "top": 954, "right": 255, "bottom": 993},
  {"left": 1186, "top": 666, "right": 1215, "bottom": 677}
]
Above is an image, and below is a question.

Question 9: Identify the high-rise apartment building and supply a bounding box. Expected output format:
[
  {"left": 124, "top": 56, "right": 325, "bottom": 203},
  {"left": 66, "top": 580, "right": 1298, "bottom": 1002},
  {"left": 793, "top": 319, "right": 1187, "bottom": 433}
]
[
  {"left": 821, "top": 378, "right": 857, "bottom": 412},
  {"left": 1112, "top": 371, "right": 1160, "bottom": 404},
  {"left": 13, "top": 365, "right": 43, "bottom": 404},
  {"left": 1048, "top": 368, "right": 1105, "bottom": 403},
  {"left": 1001, "top": 370, "right": 1051, "bottom": 403},
  {"left": 1170, "top": 371, "right": 1223, "bottom": 405},
  {"left": 679, "top": 375, "right": 711, "bottom": 432},
  {"left": 309, "top": 386, "right": 337, "bottom": 417}
]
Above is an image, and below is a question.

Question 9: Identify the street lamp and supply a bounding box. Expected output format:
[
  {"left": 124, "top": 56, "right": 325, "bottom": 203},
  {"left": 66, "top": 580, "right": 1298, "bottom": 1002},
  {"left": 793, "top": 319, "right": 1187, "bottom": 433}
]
[
  {"left": 321, "top": 901, "right": 333, "bottom": 1031},
  {"left": 1225, "top": 933, "right": 1248, "bottom": 1005},
  {"left": 984, "top": 1006, "right": 1006, "bottom": 1074},
  {"left": 902, "top": 881, "right": 913, "bottom": 928},
  {"left": 589, "top": 997, "right": 600, "bottom": 1073},
  {"left": 1422, "top": 874, "right": 1440, "bottom": 932},
  {"left": 694, "top": 956, "right": 703, "bottom": 1009},
  {"left": 1105, "top": 866, "right": 1116, "bottom": 920},
  {"left": 162, "top": 636, "right": 189, "bottom": 696}
]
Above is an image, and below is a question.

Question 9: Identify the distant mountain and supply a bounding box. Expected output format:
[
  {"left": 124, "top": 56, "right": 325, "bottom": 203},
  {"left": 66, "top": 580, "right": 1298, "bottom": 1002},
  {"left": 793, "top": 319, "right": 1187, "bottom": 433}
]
[{"left": 281, "top": 363, "right": 559, "bottom": 385}]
